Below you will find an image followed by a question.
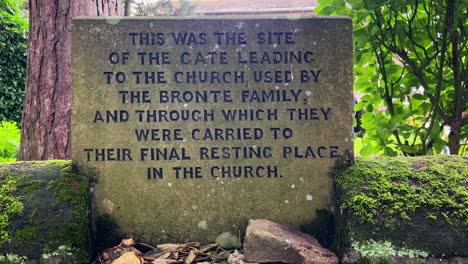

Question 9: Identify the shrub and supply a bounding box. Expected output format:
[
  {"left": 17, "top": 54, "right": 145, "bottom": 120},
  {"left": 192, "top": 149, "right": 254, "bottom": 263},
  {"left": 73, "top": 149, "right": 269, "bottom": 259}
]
[
  {"left": 0, "top": 121, "right": 20, "bottom": 162},
  {"left": 0, "top": 0, "right": 28, "bottom": 123}
]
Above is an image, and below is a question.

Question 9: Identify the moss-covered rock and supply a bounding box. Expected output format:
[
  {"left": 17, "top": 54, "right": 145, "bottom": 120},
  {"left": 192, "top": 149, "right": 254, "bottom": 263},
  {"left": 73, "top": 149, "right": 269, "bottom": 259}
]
[
  {"left": 333, "top": 155, "right": 468, "bottom": 257},
  {"left": 215, "top": 232, "right": 241, "bottom": 249},
  {"left": 0, "top": 160, "right": 91, "bottom": 263}
]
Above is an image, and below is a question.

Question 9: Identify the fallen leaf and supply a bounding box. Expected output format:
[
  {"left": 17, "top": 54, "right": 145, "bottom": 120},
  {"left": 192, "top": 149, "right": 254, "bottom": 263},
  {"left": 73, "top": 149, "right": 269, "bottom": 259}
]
[
  {"left": 152, "top": 259, "right": 178, "bottom": 264},
  {"left": 144, "top": 249, "right": 165, "bottom": 258},
  {"left": 94, "top": 239, "right": 238, "bottom": 264},
  {"left": 184, "top": 250, "right": 197, "bottom": 264},
  {"left": 122, "top": 237, "right": 136, "bottom": 246},
  {"left": 157, "top": 243, "right": 182, "bottom": 251},
  {"left": 188, "top": 247, "right": 206, "bottom": 256},
  {"left": 199, "top": 244, "right": 218, "bottom": 253},
  {"left": 112, "top": 251, "right": 143, "bottom": 264},
  {"left": 186, "top": 242, "right": 201, "bottom": 248},
  {"left": 101, "top": 251, "right": 110, "bottom": 260},
  {"left": 194, "top": 256, "right": 213, "bottom": 263},
  {"left": 156, "top": 252, "right": 172, "bottom": 259},
  {"left": 100, "top": 246, "right": 138, "bottom": 263},
  {"left": 142, "top": 256, "right": 156, "bottom": 262},
  {"left": 138, "top": 242, "right": 158, "bottom": 250},
  {"left": 210, "top": 251, "right": 230, "bottom": 261}
]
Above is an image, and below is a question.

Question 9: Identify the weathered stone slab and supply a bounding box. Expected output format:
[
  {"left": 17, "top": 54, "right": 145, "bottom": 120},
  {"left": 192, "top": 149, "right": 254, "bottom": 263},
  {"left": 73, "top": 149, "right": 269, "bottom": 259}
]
[{"left": 71, "top": 17, "right": 353, "bottom": 244}]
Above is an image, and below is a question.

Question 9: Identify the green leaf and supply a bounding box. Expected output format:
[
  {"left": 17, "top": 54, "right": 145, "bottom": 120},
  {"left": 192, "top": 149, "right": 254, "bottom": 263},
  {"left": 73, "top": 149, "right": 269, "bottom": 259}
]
[
  {"left": 411, "top": 93, "right": 425, "bottom": 101},
  {"left": 317, "top": 0, "right": 334, "bottom": 5},
  {"left": 360, "top": 144, "right": 375, "bottom": 156},
  {"left": 384, "top": 147, "right": 398, "bottom": 156},
  {"left": 0, "top": 121, "right": 20, "bottom": 161},
  {"left": 400, "top": 144, "right": 424, "bottom": 155}
]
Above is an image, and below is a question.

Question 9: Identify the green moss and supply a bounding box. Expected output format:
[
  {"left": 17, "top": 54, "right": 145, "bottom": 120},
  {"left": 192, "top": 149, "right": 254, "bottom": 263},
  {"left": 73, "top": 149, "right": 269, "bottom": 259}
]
[
  {"left": 42, "top": 160, "right": 73, "bottom": 167},
  {"left": 0, "top": 161, "right": 91, "bottom": 263},
  {"left": 11, "top": 210, "right": 41, "bottom": 245},
  {"left": 16, "top": 174, "right": 46, "bottom": 197},
  {"left": 48, "top": 163, "right": 91, "bottom": 263},
  {"left": 0, "top": 176, "right": 23, "bottom": 243},
  {"left": 334, "top": 155, "right": 468, "bottom": 256},
  {"left": 336, "top": 156, "right": 468, "bottom": 229}
]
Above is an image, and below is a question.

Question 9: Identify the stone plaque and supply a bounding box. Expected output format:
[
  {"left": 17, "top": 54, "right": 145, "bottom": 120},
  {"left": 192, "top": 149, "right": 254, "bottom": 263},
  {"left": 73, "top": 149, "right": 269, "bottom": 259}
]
[{"left": 72, "top": 17, "right": 353, "bottom": 243}]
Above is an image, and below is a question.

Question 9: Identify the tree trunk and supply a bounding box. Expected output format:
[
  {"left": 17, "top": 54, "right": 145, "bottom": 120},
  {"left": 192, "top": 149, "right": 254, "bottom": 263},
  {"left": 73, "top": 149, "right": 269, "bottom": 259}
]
[
  {"left": 125, "top": 0, "right": 132, "bottom": 16},
  {"left": 19, "top": 0, "right": 122, "bottom": 160},
  {"left": 448, "top": 122, "right": 461, "bottom": 155}
]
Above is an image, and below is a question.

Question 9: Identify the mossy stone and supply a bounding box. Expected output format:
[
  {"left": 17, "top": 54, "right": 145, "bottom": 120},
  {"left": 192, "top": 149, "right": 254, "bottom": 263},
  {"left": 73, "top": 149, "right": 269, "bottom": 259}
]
[
  {"left": 0, "top": 161, "right": 91, "bottom": 263},
  {"left": 215, "top": 232, "right": 241, "bottom": 249},
  {"left": 333, "top": 156, "right": 468, "bottom": 257}
]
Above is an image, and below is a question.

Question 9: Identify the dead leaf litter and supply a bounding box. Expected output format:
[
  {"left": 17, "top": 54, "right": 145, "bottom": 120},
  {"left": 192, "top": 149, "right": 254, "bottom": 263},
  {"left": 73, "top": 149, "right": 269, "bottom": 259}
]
[{"left": 93, "top": 238, "right": 255, "bottom": 264}]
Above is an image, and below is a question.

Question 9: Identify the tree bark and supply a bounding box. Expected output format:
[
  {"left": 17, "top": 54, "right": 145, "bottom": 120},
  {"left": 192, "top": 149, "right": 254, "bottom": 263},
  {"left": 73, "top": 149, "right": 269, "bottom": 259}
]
[
  {"left": 19, "top": 0, "right": 122, "bottom": 160},
  {"left": 124, "top": 0, "right": 132, "bottom": 16},
  {"left": 448, "top": 121, "right": 461, "bottom": 155}
]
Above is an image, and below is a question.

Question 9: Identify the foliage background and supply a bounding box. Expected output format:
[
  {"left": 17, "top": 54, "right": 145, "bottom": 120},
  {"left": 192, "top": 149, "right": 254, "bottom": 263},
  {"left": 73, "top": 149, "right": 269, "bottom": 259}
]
[
  {"left": 0, "top": 0, "right": 28, "bottom": 124},
  {"left": 317, "top": 0, "right": 468, "bottom": 156},
  {"left": 0, "top": 121, "right": 20, "bottom": 162},
  {"left": 134, "top": 0, "right": 196, "bottom": 16}
]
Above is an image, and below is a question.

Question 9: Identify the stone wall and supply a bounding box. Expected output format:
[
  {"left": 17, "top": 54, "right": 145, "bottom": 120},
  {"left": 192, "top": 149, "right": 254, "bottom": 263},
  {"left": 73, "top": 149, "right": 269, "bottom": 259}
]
[{"left": 333, "top": 155, "right": 468, "bottom": 257}]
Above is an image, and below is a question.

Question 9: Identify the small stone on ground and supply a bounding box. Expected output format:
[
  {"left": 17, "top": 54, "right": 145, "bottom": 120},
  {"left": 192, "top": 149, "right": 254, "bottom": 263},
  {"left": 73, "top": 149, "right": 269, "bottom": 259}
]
[{"left": 243, "top": 219, "right": 338, "bottom": 264}]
